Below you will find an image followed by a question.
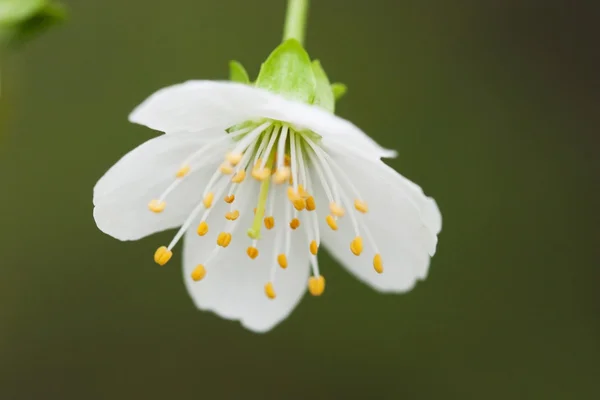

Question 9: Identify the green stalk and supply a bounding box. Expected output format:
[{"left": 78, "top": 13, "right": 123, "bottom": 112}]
[{"left": 282, "top": 0, "right": 309, "bottom": 45}]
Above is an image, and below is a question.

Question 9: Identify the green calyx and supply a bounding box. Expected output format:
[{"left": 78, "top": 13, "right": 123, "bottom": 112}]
[
  {"left": 228, "top": 38, "right": 347, "bottom": 113},
  {"left": 0, "top": 0, "right": 67, "bottom": 48}
]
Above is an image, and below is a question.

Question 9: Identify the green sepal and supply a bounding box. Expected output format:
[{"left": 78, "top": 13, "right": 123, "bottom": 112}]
[
  {"left": 310, "top": 60, "right": 336, "bottom": 112},
  {"left": 0, "top": 0, "right": 66, "bottom": 48},
  {"left": 229, "top": 60, "right": 250, "bottom": 84},
  {"left": 255, "top": 38, "right": 316, "bottom": 104},
  {"left": 331, "top": 83, "right": 347, "bottom": 101}
]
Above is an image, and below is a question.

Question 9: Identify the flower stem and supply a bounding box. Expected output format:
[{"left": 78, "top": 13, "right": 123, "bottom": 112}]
[{"left": 283, "top": 0, "right": 309, "bottom": 45}]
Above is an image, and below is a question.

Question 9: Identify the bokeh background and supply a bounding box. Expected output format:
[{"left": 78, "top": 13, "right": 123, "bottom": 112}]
[{"left": 1, "top": 0, "right": 598, "bottom": 398}]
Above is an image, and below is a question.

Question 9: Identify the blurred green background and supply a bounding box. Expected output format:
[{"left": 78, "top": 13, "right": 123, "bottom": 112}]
[{"left": 1, "top": 1, "right": 598, "bottom": 398}]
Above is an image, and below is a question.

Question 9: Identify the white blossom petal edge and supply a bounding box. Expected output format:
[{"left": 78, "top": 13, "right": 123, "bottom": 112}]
[{"left": 93, "top": 80, "right": 442, "bottom": 333}]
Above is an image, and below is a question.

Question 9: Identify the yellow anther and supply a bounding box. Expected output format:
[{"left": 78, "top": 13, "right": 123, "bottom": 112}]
[
  {"left": 273, "top": 167, "right": 290, "bottom": 184},
  {"left": 175, "top": 164, "right": 190, "bottom": 178},
  {"left": 350, "top": 236, "right": 363, "bottom": 256},
  {"left": 354, "top": 199, "right": 369, "bottom": 213},
  {"left": 264, "top": 282, "right": 276, "bottom": 299},
  {"left": 373, "top": 254, "right": 383, "bottom": 274},
  {"left": 252, "top": 167, "right": 271, "bottom": 181},
  {"left": 217, "top": 232, "right": 232, "bottom": 247},
  {"left": 326, "top": 215, "right": 338, "bottom": 231},
  {"left": 329, "top": 202, "right": 345, "bottom": 217},
  {"left": 224, "top": 194, "right": 235, "bottom": 204},
  {"left": 287, "top": 186, "right": 299, "bottom": 201},
  {"left": 306, "top": 196, "right": 316, "bottom": 211},
  {"left": 277, "top": 254, "right": 288, "bottom": 269},
  {"left": 284, "top": 154, "right": 291, "bottom": 166},
  {"left": 246, "top": 246, "right": 259, "bottom": 259},
  {"left": 148, "top": 199, "right": 166, "bottom": 213},
  {"left": 219, "top": 163, "right": 233, "bottom": 175},
  {"left": 264, "top": 216, "right": 275, "bottom": 230},
  {"left": 231, "top": 170, "right": 246, "bottom": 183},
  {"left": 289, "top": 218, "right": 300, "bottom": 230},
  {"left": 253, "top": 207, "right": 257, "bottom": 215},
  {"left": 308, "top": 275, "right": 326, "bottom": 296},
  {"left": 297, "top": 185, "right": 310, "bottom": 199},
  {"left": 293, "top": 198, "right": 306, "bottom": 211},
  {"left": 153, "top": 246, "right": 172, "bottom": 266},
  {"left": 191, "top": 264, "right": 206, "bottom": 281},
  {"left": 310, "top": 240, "right": 318, "bottom": 255},
  {"left": 225, "top": 210, "right": 239, "bottom": 221},
  {"left": 197, "top": 221, "right": 209, "bottom": 236},
  {"left": 226, "top": 152, "right": 243, "bottom": 166},
  {"left": 203, "top": 192, "right": 214, "bottom": 208}
]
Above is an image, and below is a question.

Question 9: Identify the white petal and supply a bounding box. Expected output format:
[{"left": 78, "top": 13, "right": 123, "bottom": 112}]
[
  {"left": 317, "top": 156, "right": 441, "bottom": 292},
  {"left": 129, "top": 81, "right": 270, "bottom": 133},
  {"left": 183, "top": 186, "right": 310, "bottom": 333},
  {"left": 130, "top": 80, "right": 395, "bottom": 159},
  {"left": 93, "top": 131, "right": 228, "bottom": 241}
]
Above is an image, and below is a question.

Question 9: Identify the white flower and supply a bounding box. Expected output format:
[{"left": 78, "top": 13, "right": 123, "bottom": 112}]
[{"left": 93, "top": 80, "right": 442, "bottom": 333}]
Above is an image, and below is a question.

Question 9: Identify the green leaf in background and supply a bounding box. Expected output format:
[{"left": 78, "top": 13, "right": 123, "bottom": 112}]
[
  {"left": 228, "top": 60, "right": 250, "bottom": 84},
  {"left": 255, "top": 38, "right": 316, "bottom": 104},
  {"left": 331, "top": 82, "right": 347, "bottom": 101},
  {"left": 310, "top": 59, "right": 335, "bottom": 112},
  {"left": 0, "top": 0, "right": 66, "bottom": 48}
]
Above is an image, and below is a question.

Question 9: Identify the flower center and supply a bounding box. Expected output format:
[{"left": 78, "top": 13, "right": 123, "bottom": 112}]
[{"left": 148, "top": 120, "right": 383, "bottom": 299}]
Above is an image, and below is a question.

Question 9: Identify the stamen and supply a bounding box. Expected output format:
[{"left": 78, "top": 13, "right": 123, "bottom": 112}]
[
  {"left": 191, "top": 264, "right": 206, "bottom": 281},
  {"left": 310, "top": 240, "right": 318, "bottom": 255},
  {"left": 251, "top": 165, "right": 271, "bottom": 181},
  {"left": 308, "top": 275, "right": 325, "bottom": 296},
  {"left": 350, "top": 236, "right": 363, "bottom": 256},
  {"left": 290, "top": 218, "right": 300, "bottom": 230},
  {"left": 197, "top": 221, "right": 209, "bottom": 236},
  {"left": 166, "top": 177, "right": 229, "bottom": 251},
  {"left": 289, "top": 130, "right": 299, "bottom": 192},
  {"left": 224, "top": 194, "right": 235, "bottom": 203},
  {"left": 176, "top": 165, "right": 190, "bottom": 178},
  {"left": 225, "top": 210, "right": 239, "bottom": 221},
  {"left": 306, "top": 196, "right": 316, "bottom": 211},
  {"left": 247, "top": 246, "right": 259, "bottom": 259},
  {"left": 154, "top": 246, "right": 172, "bottom": 266},
  {"left": 274, "top": 167, "right": 290, "bottom": 184},
  {"left": 203, "top": 192, "right": 214, "bottom": 208},
  {"left": 231, "top": 170, "right": 246, "bottom": 183},
  {"left": 373, "top": 254, "right": 383, "bottom": 274},
  {"left": 219, "top": 163, "right": 233, "bottom": 175},
  {"left": 297, "top": 184, "right": 310, "bottom": 199},
  {"left": 264, "top": 216, "right": 275, "bottom": 230},
  {"left": 287, "top": 186, "right": 298, "bottom": 201},
  {"left": 226, "top": 152, "right": 243, "bottom": 166},
  {"left": 293, "top": 198, "right": 306, "bottom": 211},
  {"left": 276, "top": 125, "right": 288, "bottom": 167},
  {"left": 295, "top": 133, "right": 308, "bottom": 191},
  {"left": 229, "top": 122, "right": 271, "bottom": 157},
  {"left": 280, "top": 194, "right": 292, "bottom": 266},
  {"left": 354, "top": 199, "right": 368, "bottom": 213},
  {"left": 305, "top": 145, "right": 334, "bottom": 204},
  {"left": 264, "top": 282, "right": 276, "bottom": 299},
  {"left": 217, "top": 232, "right": 232, "bottom": 247},
  {"left": 329, "top": 202, "right": 345, "bottom": 217},
  {"left": 252, "top": 125, "right": 274, "bottom": 166},
  {"left": 325, "top": 215, "right": 338, "bottom": 231},
  {"left": 259, "top": 125, "right": 280, "bottom": 170},
  {"left": 277, "top": 254, "right": 288, "bottom": 269},
  {"left": 148, "top": 199, "right": 166, "bottom": 213},
  {"left": 303, "top": 137, "right": 341, "bottom": 205}
]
